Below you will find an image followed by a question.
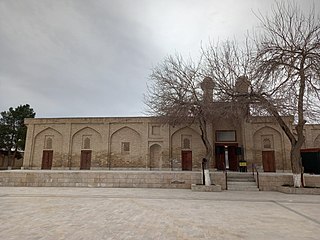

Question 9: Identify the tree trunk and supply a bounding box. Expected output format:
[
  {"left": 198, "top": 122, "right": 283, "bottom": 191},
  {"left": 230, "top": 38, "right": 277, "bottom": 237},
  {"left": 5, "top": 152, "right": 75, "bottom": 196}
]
[
  {"left": 291, "top": 69, "right": 306, "bottom": 187},
  {"left": 204, "top": 169, "right": 211, "bottom": 186},
  {"left": 199, "top": 117, "right": 213, "bottom": 186},
  {"left": 291, "top": 141, "right": 304, "bottom": 188},
  {"left": 7, "top": 149, "right": 12, "bottom": 170}
]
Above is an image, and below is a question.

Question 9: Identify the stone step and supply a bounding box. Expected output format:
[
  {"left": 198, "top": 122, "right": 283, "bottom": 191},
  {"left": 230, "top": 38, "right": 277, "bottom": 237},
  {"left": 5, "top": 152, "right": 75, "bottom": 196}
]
[
  {"left": 227, "top": 181, "right": 259, "bottom": 191},
  {"left": 227, "top": 177, "right": 255, "bottom": 182},
  {"left": 227, "top": 181, "right": 257, "bottom": 186},
  {"left": 227, "top": 185, "right": 260, "bottom": 191},
  {"left": 227, "top": 173, "right": 254, "bottom": 178}
]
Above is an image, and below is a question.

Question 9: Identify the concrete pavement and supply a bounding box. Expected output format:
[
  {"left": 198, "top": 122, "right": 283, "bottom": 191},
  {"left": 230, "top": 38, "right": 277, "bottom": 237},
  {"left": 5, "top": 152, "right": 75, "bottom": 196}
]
[{"left": 0, "top": 187, "right": 319, "bottom": 240}]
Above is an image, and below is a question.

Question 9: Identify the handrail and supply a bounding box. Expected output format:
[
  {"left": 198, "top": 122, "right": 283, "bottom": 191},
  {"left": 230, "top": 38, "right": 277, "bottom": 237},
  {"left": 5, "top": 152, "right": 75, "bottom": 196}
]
[
  {"left": 223, "top": 162, "right": 228, "bottom": 190},
  {"left": 225, "top": 170, "right": 228, "bottom": 190},
  {"left": 252, "top": 164, "right": 260, "bottom": 190}
]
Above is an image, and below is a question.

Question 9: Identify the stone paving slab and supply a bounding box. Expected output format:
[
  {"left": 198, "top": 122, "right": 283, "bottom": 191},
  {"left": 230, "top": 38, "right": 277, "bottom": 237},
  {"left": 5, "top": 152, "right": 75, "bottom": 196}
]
[{"left": 0, "top": 187, "right": 320, "bottom": 240}]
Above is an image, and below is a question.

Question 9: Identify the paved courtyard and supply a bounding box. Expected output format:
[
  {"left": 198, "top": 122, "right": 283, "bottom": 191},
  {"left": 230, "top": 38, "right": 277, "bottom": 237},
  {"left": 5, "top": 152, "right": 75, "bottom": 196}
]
[{"left": 0, "top": 187, "right": 319, "bottom": 240}]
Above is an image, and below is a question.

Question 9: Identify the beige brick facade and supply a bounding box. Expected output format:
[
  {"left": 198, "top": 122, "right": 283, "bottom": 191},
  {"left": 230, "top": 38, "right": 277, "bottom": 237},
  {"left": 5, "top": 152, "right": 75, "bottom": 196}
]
[{"left": 23, "top": 116, "right": 320, "bottom": 172}]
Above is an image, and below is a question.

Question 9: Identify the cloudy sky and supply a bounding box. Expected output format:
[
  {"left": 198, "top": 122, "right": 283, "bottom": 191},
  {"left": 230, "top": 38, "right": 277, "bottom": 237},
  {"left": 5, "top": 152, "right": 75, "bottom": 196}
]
[{"left": 0, "top": 0, "right": 319, "bottom": 118}]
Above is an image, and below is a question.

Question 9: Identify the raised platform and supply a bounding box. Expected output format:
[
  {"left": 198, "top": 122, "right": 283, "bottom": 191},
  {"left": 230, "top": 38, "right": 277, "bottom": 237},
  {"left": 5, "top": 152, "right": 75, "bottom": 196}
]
[
  {"left": 0, "top": 170, "right": 226, "bottom": 189},
  {"left": 1, "top": 170, "right": 319, "bottom": 192}
]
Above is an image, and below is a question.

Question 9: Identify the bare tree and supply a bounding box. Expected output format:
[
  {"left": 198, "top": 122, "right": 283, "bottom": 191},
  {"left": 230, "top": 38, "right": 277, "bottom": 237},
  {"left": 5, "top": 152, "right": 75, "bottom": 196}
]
[
  {"left": 145, "top": 54, "right": 214, "bottom": 185},
  {"left": 147, "top": 2, "right": 319, "bottom": 188},
  {"left": 203, "top": 2, "right": 320, "bottom": 187},
  {"left": 253, "top": 2, "right": 320, "bottom": 187},
  {"left": 202, "top": 39, "right": 255, "bottom": 124}
]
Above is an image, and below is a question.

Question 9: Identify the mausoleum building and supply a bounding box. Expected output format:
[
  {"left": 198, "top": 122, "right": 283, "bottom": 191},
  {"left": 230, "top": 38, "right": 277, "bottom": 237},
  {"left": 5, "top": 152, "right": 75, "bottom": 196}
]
[{"left": 22, "top": 114, "right": 320, "bottom": 172}]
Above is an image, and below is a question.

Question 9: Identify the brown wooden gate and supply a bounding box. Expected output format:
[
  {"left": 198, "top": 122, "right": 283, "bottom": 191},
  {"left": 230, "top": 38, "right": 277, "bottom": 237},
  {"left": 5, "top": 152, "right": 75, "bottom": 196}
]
[
  {"left": 80, "top": 150, "right": 92, "bottom": 170},
  {"left": 181, "top": 151, "right": 192, "bottom": 171},
  {"left": 41, "top": 150, "right": 53, "bottom": 170},
  {"left": 262, "top": 151, "right": 276, "bottom": 172}
]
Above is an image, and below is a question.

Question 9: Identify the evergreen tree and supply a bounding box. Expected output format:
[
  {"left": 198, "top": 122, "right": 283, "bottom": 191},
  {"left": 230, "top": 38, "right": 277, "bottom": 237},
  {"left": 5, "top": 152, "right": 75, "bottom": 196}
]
[{"left": 0, "top": 104, "right": 35, "bottom": 168}]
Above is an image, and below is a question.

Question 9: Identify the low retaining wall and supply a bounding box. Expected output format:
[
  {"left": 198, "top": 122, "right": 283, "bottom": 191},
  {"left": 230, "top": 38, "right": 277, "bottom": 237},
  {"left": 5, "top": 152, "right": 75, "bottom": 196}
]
[
  {"left": 258, "top": 173, "right": 320, "bottom": 191},
  {"left": 191, "top": 184, "right": 222, "bottom": 192},
  {"left": 0, "top": 170, "right": 226, "bottom": 189},
  {"left": 277, "top": 186, "right": 320, "bottom": 195},
  {"left": 304, "top": 174, "right": 320, "bottom": 188}
]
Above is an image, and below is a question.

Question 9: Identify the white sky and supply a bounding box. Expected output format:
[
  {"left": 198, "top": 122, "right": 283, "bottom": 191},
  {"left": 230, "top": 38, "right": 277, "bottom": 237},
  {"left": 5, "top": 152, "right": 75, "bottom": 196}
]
[{"left": 0, "top": 0, "right": 319, "bottom": 118}]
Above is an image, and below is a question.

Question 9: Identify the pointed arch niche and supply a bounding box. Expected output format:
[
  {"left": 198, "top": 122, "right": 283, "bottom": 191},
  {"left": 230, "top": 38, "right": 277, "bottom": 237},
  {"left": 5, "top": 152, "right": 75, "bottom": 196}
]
[
  {"left": 110, "top": 127, "right": 142, "bottom": 168},
  {"left": 171, "top": 127, "right": 205, "bottom": 170},
  {"left": 71, "top": 127, "right": 102, "bottom": 169},
  {"left": 253, "top": 126, "right": 284, "bottom": 172},
  {"left": 33, "top": 127, "right": 63, "bottom": 169}
]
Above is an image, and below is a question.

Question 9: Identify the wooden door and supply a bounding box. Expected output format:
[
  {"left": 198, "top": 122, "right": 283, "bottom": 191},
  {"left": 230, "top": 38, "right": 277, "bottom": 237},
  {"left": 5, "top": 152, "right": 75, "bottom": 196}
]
[
  {"left": 181, "top": 151, "right": 192, "bottom": 171},
  {"left": 215, "top": 146, "right": 225, "bottom": 170},
  {"left": 262, "top": 151, "right": 276, "bottom": 172},
  {"left": 228, "top": 146, "right": 238, "bottom": 171},
  {"left": 80, "top": 150, "right": 92, "bottom": 170},
  {"left": 41, "top": 150, "right": 53, "bottom": 170}
]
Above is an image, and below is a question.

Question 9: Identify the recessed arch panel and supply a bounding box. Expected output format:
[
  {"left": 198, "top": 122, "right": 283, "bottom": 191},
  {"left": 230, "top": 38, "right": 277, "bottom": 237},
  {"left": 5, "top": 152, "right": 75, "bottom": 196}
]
[
  {"left": 71, "top": 126, "right": 103, "bottom": 169},
  {"left": 110, "top": 126, "right": 143, "bottom": 168},
  {"left": 171, "top": 126, "right": 205, "bottom": 170},
  {"left": 253, "top": 126, "right": 284, "bottom": 171}
]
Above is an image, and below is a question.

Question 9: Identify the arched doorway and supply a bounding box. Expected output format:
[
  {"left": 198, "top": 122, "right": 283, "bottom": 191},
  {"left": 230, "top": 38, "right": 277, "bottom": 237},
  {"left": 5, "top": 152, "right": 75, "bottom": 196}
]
[
  {"left": 215, "top": 144, "right": 239, "bottom": 171},
  {"left": 150, "top": 144, "right": 162, "bottom": 170}
]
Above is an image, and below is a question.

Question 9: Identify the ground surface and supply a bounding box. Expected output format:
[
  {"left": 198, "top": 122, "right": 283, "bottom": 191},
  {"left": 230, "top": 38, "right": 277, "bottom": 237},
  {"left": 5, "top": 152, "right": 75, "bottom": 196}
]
[{"left": 0, "top": 187, "right": 319, "bottom": 240}]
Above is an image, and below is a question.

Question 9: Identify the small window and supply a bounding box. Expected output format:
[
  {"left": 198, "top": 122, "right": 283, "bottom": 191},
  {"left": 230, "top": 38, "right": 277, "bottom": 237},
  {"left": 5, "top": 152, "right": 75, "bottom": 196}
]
[
  {"left": 216, "top": 131, "right": 236, "bottom": 142},
  {"left": 121, "top": 142, "right": 130, "bottom": 154},
  {"left": 83, "top": 137, "right": 91, "bottom": 149},
  {"left": 181, "top": 135, "right": 192, "bottom": 149},
  {"left": 45, "top": 137, "right": 53, "bottom": 149},
  {"left": 183, "top": 138, "right": 191, "bottom": 149},
  {"left": 152, "top": 126, "right": 160, "bottom": 135},
  {"left": 263, "top": 138, "right": 271, "bottom": 149}
]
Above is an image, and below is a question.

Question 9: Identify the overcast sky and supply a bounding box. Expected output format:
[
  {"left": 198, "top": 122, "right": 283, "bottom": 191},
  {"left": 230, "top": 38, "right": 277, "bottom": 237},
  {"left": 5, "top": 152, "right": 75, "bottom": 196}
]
[{"left": 0, "top": 0, "right": 319, "bottom": 118}]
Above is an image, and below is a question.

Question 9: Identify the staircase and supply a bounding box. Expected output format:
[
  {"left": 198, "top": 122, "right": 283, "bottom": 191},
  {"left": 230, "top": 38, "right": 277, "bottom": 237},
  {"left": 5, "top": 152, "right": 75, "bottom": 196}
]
[{"left": 227, "top": 172, "right": 259, "bottom": 191}]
